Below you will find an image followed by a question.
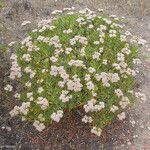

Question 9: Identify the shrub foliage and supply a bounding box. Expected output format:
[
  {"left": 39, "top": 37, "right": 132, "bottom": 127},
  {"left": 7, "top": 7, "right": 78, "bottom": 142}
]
[{"left": 6, "top": 8, "right": 138, "bottom": 136}]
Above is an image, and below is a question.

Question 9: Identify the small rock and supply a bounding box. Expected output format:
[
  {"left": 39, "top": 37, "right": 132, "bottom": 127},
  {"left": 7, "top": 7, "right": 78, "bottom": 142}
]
[
  {"left": 9, "top": 41, "right": 16, "bottom": 46},
  {"left": 21, "top": 20, "right": 31, "bottom": 26},
  {"left": 130, "top": 120, "right": 136, "bottom": 126},
  {"left": 140, "top": 125, "right": 144, "bottom": 128},
  {"left": 133, "top": 135, "right": 138, "bottom": 138},
  {"left": 138, "top": 38, "right": 146, "bottom": 46},
  {"left": 1, "top": 126, "right": 5, "bottom": 130},
  {"left": 147, "top": 127, "right": 150, "bottom": 130},
  {"left": 6, "top": 126, "right": 11, "bottom": 131}
]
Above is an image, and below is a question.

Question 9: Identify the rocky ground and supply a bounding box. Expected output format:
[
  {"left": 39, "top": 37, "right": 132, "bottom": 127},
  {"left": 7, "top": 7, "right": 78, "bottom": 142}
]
[{"left": 0, "top": 0, "right": 150, "bottom": 149}]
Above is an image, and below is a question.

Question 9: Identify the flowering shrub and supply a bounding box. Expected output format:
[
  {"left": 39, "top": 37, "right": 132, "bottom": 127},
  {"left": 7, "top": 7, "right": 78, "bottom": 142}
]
[{"left": 6, "top": 8, "right": 141, "bottom": 136}]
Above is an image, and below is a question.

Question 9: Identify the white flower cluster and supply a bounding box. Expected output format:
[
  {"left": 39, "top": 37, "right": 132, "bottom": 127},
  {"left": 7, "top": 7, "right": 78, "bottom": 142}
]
[
  {"left": 50, "top": 65, "right": 59, "bottom": 77},
  {"left": 38, "top": 19, "right": 52, "bottom": 28},
  {"left": 22, "top": 36, "right": 40, "bottom": 52},
  {"left": 112, "top": 49, "right": 136, "bottom": 76},
  {"left": 50, "top": 56, "right": 58, "bottom": 63},
  {"left": 14, "top": 93, "right": 20, "bottom": 99},
  {"left": 92, "top": 52, "right": 101, "bottom": 60},
  {"left": 65, "top": 47, "right": 73, "bottom": 54},
  {"left": 70, "top": 35, "right": 88, "bottom": 45},
  {"left": 21, "top": 36, "right": 31, "bottom": 45},
  {"left": 38, "top": 87, "right": 44, "bottom": 93},
  {"left": 115, "top": 89, "right": 130, "bottom": 109},
  {"left": 115, "top": 89, "right": 123, "bottom": 97},
  {"left": 37, "top": 97, "right": 49, "bottom": 110},
  {"left": 38, "top": 114, "right": 45, "bottom": 122},
  {"left": 86, "top": 81, "right": 95, "bottom": 90},
  {"left": 24, "top": 67, "right": 36, "bottom": 79},
  {"left": 84, "top": 99, "right": 105, "bottom": 113},
  {"left": 27, "top": 92, "right": 33, "bottom": 101},
  {"left": 82, "top": 115, "right": 93, "bottom": 123},
  {"left": 76, "top": 17, "right": 85, "bottom": 24},
  {"left": 33, "top": 120, "right": 45, "bottom": 132},
  {"left": 84, "top": 74, "right": 91, "bottom": 81},
  {"left": 22, "top": 54, "right": 31, "bottom": 62},
  {"left": 88, "top": 24, "right": 94, "bottom": 29},
  {"left": 37, "top": 35, "right": 61, "bottom": 48},
  {"left": 66, "top": 75, "right": 83, "bottom": 92},
  {"left": 110, "top": 22, "right": 123, "bottom": 29},
  {"left": 110, "top": 105, "right": 118, "bottom": 113},
  {"left": 109, "top": 30, "right": 117, "bottom": 37},
  {"left": 59, "top": 90, "right": 72, "bottom": 103},
  {"left": 91, "top": 127, "right": 102, "bottom": 136},
  {"left": 102, "top": 59, "right": 107, "bottom": 65},
  {"left": 63, "top": 29, "right": 72, "bottom": 34},
  {"left": 88, "top": 67, "right": 96, "bottom": 74},
  {"left": 50, "top": 66, "right": 69, "bottom": 80},
  {"left": 97, "top": 25, "right": 106, "bottom": 43},
  {"left": 9, "top": 106, "right": 20, "bottom": 117},
  {"left": 39, "top": 23, "right": 56, "bottom": 32},
  {"left": 103, "top": 18, "right": 112, "bottom": 25},
  {"left": 51, "top": 110, "right": 63, "bottom": 122},
  {"left": 4, "top": 84, "right": 13, "bottom": 92},
  {"left": 93, "top": 41, "right": 100, "bottom": 45},
  {"left": 97, "top": 25, "right": 107, "bottom": 31},
  {"left": 19, "top": 102, "right": 31, "bottom": 115},
  {"left": 119, "top": 96, "right": 130, "bottom": 109},
  {"left": 25, "top": 81, "right": 31, "bottom": 87},
  {"left": 95, "top": 72, "right": 120, "bottom": 87},
  {"left": 117, "top": 112, "right": 126, "bottom": 120},
  {"left": 117, "top": 53, "right": 125, "bottom": 62},
  {"left": 121, "top": 47, "right": 131, "bottom": 55},
  {"left": 68, "top": 59, "right": 85, "bottom": 68},
  {"left": 9, "top": 102, "right": 30, "bottom": 117},
  {"left": 9, "top": 54, "right": 22, "bottom": 79},
  {"left": 120, "top": 35, "right": 127, "bottom": 42}
]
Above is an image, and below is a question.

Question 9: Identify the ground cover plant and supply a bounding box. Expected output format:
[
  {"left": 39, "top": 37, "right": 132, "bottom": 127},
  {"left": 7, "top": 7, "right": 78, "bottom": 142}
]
[{"left": 5, "top": 8, "right": 141, "bottom": 136}]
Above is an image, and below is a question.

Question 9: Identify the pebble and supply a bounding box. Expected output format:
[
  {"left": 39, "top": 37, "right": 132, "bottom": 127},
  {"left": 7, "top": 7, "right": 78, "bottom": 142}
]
[
  {"left": 1, "top": 126, "right": 5, "bottom": 130},
  {"left": 121, "top": 144, "right": 125, "bottom": 147},
  {"left": 1, "top": 126, "right": 11, "bottom": 131},
  {"left": 140, "top": 125, "right": 144, "bottom": 128},
  {"left": 147, "top": 127, "right": 150, "bottom": 130},
  {"left": 133, "top": 135, "right": 138, "bottom": 138},
  {"left": 130, "top": 120, "right": 136, "bottom": 126},
  {"left": 6, "top": 126, "right": 11, "bottom": 131}
]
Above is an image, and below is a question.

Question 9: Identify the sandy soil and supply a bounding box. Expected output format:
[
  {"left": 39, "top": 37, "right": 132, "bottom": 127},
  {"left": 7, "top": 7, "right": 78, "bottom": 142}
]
[{"left": 0, "top": 0, "right": 150, "bottom": 149}]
